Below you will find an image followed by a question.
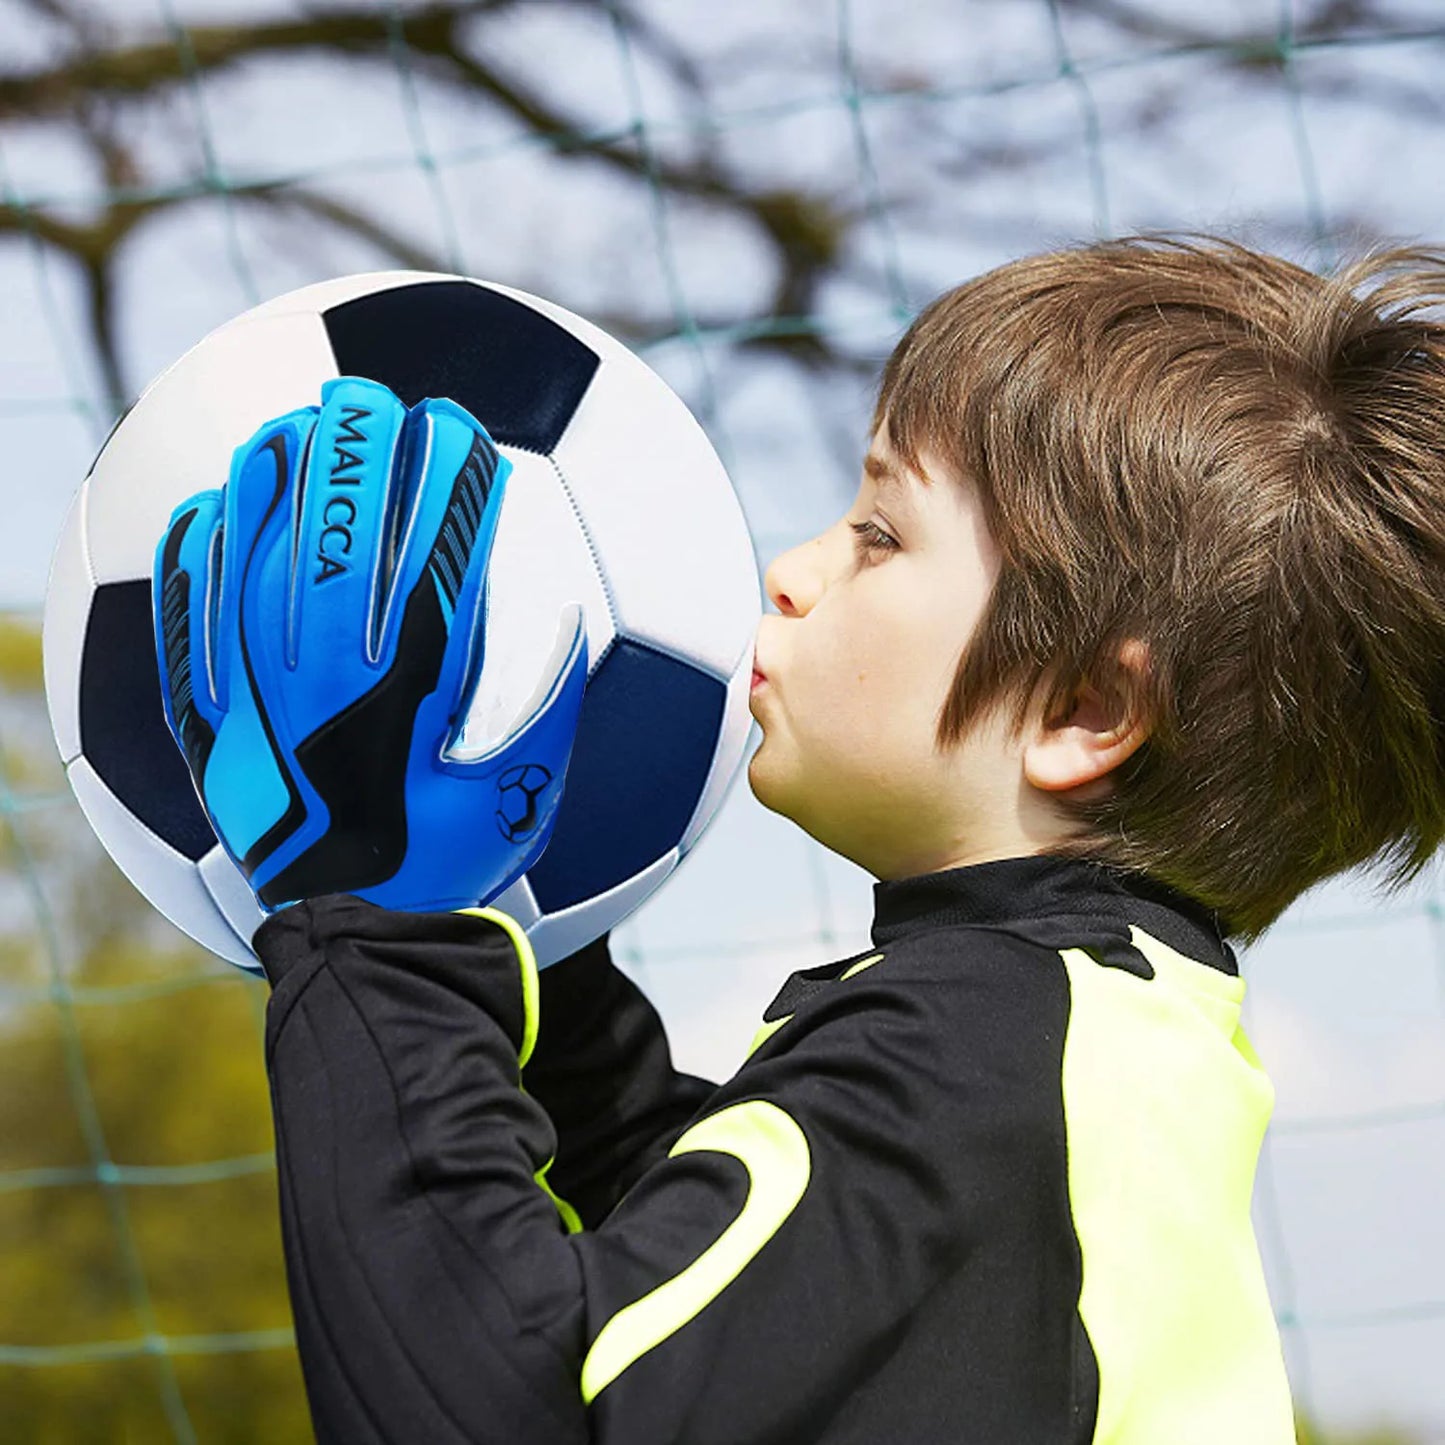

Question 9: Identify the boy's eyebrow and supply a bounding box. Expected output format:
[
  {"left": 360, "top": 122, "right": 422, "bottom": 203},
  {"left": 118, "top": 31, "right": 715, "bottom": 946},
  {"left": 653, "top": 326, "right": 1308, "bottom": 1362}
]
[{"left": 863, "top": 452, "right": 921, "bottom": 513}]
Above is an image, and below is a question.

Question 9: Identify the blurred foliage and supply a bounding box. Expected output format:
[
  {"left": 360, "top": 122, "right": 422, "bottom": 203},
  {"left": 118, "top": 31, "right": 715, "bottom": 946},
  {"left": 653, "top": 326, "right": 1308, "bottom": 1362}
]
[{"left": 0, "top": 616, "right": 314, "bottom": 1438}]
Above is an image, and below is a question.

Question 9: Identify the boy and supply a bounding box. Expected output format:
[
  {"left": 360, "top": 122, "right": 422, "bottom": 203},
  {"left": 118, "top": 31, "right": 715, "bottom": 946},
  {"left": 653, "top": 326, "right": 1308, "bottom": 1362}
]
[{"left": 216, "top": 234, "right": 1445, "bottom": 1441}]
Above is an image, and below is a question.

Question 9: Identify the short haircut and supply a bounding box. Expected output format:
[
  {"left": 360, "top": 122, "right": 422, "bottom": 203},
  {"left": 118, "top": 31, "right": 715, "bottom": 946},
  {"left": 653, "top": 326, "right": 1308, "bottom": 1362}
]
[{"left": 871, "top": 232, "right": 1445, "bottom": 945}]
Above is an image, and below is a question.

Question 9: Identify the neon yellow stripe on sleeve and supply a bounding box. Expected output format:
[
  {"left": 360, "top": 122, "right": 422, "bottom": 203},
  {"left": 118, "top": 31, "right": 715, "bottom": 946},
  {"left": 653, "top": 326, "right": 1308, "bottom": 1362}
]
[
  {"left": 456, "top": 906, "right": 585, "bottom": 1233},
  {"left": 454, "top": 905, "right": 540, "bottom": 1067},
  {"left": 533, "top": 1157, "right": 585, "bottom": 1235},
  {"left": 580, "top": 1099, "right": 811, "bottom": 1405}
]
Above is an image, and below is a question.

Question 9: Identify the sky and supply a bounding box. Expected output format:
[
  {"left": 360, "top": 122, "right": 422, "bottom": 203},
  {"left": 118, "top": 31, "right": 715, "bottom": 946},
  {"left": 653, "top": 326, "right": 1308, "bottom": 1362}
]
[{"left": 3, "top": 0, "right": 1445, "bottom": 1434}]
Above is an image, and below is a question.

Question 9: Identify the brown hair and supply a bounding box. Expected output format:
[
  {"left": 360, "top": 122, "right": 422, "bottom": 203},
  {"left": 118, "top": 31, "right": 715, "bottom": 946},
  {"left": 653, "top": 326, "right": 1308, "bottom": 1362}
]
[{"left": 872, "top": 232, "right": 1445, "bottom": 945}]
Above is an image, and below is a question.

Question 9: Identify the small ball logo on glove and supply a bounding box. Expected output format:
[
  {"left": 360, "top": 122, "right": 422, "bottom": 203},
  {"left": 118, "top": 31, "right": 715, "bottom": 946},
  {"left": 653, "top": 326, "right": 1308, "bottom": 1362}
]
[{"left": 496, "top": 763, "right": 554, "bottom": 844}]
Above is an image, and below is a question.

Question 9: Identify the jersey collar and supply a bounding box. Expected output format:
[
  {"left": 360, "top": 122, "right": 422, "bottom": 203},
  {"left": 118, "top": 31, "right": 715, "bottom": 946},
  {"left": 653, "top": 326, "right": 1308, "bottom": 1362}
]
[{"left": 869, "top": 852, "right": 1238, "bottom": 976}]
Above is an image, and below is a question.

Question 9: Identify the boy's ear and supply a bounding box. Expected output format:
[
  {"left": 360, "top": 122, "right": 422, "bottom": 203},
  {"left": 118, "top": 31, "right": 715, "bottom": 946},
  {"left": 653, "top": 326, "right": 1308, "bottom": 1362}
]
[{"left": 1022, "top": 639, "right": 1151, "bottom": 796}]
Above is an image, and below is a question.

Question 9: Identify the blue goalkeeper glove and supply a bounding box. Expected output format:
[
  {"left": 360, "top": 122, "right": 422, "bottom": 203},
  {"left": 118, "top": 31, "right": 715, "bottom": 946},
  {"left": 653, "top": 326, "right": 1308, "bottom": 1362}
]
[{"left": 151, "top": 374, "right": 588, "bottom": 917}]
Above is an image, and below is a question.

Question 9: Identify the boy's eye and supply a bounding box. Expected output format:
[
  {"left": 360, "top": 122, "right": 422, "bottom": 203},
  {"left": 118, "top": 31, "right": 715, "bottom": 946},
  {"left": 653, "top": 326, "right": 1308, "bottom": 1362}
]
[{"left": 849, "top": 519, "right": 899, "bottom": 558}]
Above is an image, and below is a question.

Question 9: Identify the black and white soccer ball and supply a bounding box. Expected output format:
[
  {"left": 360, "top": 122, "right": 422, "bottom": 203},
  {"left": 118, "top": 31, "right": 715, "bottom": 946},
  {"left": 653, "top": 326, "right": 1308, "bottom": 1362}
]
[{"left": 42, "top": 273, "right": 761, "bottom": 974}]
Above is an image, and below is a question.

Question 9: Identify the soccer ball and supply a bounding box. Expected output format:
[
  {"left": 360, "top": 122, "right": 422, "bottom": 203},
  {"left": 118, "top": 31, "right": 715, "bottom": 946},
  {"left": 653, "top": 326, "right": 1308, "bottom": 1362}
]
[{"left": 42, "top": 273, "right": 761, "bottom": 975}]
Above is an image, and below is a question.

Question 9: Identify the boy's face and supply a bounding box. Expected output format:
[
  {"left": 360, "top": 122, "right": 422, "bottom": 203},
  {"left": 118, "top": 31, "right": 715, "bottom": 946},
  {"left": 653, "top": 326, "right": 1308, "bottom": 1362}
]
[{"left": 749, "top": 430, "right": 1120, "bottom": 881}]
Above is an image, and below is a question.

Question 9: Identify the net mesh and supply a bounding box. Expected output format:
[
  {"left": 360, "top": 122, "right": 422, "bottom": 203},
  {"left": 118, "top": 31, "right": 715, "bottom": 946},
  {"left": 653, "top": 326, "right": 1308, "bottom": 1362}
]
[{"left": 2, "top": 1, "right": 1443, "bottom": 1438}]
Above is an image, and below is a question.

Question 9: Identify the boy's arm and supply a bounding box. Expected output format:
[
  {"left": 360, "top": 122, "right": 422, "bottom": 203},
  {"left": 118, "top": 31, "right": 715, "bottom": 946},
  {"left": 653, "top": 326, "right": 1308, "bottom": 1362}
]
[
  {"left": 520, "top": 934, "right": 718, "bottom": 1227},
  {"left": 255, "top": 893, "right": 1061, "bottom": 1445}
]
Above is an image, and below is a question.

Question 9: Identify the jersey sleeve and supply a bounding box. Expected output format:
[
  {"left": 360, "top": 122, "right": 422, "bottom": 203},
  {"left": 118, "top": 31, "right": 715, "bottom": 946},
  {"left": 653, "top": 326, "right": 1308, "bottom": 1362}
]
[
  {"left": 253, "top": 893, "right": 1050, "bottom": 1445},
  {"left": 519, "top": 934, "right": 718, "bottom": 1228}
]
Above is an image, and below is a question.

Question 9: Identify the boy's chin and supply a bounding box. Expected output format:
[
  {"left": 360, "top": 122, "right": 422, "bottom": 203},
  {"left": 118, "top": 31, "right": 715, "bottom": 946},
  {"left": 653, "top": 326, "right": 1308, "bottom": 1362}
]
[
  {"left": 746, "top": 743, "right": 802, "bottom": 822},
  {"left": 747, "top": 750, "right": 832, "bottom": 843},
  {"left": 746, "top": 746, "right": 781, "bottom": 811}
]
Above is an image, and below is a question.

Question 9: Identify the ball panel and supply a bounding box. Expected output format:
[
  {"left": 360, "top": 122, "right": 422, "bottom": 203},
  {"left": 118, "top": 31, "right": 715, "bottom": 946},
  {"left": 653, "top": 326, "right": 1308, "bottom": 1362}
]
[
  {"left": 86, "top": 313, "right": 338, "bottom": 584},
  {"left": 478, "top": 280, "right": 662, "bottom": 383},
  {"left": 480, "top": 280, "right": 761, "bottom": 681},
  {"left": 323, "top": 281, "right": 600, "bottom": 455},
  {"left": 81, "top": 580, "right": 216, "bottom": 861},
  {"left": 678, "top": 646, "right": 758, "bottom": 858},
  {"left": 66, "top": 753, "right": 241, "bottom": 961},
  {"left": 551, "top": 357, "right": 761, "bottom": 682},
  {"left": 488, "top": 871, "right": 541, "bottom": 932},
  {"left": 239, "top": 270, "right": 454, "bottom": 324},
  {"left": 452, "top": 449, "right": 615, "bottom": 758},
  {"left": 527, "top": 637, "right": 725, "bottom": 915},
  {"left": 197, "top": 846, "right": 268, "bottom": 973},
  {"left": 525, "top": 847, "right": 678, "bottom": 970},
  {"left": 42, "top": 486, "right": 94, "bottom": 765}
]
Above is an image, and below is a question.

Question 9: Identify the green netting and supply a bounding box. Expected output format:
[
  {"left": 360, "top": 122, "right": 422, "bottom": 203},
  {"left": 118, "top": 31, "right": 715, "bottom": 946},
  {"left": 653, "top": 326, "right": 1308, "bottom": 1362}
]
[{"left": 2, "top": 2, "right": 1444, "bottom": 1440}]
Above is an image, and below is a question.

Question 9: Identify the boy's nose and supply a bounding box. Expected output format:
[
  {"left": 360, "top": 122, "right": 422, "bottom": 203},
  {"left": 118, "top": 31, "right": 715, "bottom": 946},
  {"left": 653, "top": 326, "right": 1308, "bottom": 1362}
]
[
  {"left": 766, "top": 581, "right": 796, "bottom": 617},
  {"left": 763, "top": 554, "right": 800, "bottom": 617},
  {"left": 764, "top": 534, "right": 825, "bottom": 617}
]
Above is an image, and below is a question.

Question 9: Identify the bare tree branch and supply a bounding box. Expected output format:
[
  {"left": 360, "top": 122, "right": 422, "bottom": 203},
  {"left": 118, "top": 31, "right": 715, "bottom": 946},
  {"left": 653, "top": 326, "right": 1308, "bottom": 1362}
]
[
  {"left": 262, "top": 183, "right": 455, "bottom": 274},
  {"left": 1, "top": 0, "right": 1434, "bottom": 412}
]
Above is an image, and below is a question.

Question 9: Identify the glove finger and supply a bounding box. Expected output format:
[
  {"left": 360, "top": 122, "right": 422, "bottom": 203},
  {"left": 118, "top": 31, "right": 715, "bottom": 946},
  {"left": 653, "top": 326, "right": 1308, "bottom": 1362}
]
[
  {"left": 153, "top": 489, "right": 225, "bottom": 781},
  {"left": 219, "top": 403, "right": 320, "bottom": 711},
  {"left": 395, "top": 599, "right": 587, "bottom": 911},
  {"left": 290, "top": 375, "right": 408, "bottom": 690},
  {"left": 377, "top": 395, "right": 512, "bottom": 701},
  {"left": 441, "top": 602, "right": 587, "bottom": 908},
  {"left": 446, "top": 599, "right": 589, "bottom": 767}
]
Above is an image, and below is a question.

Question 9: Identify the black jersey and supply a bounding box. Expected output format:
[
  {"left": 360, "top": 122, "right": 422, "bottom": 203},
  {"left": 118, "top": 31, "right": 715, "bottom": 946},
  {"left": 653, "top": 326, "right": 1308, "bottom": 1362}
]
[{"left": 251, "top": 851, "right": 1296, "bottom": 1444}]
